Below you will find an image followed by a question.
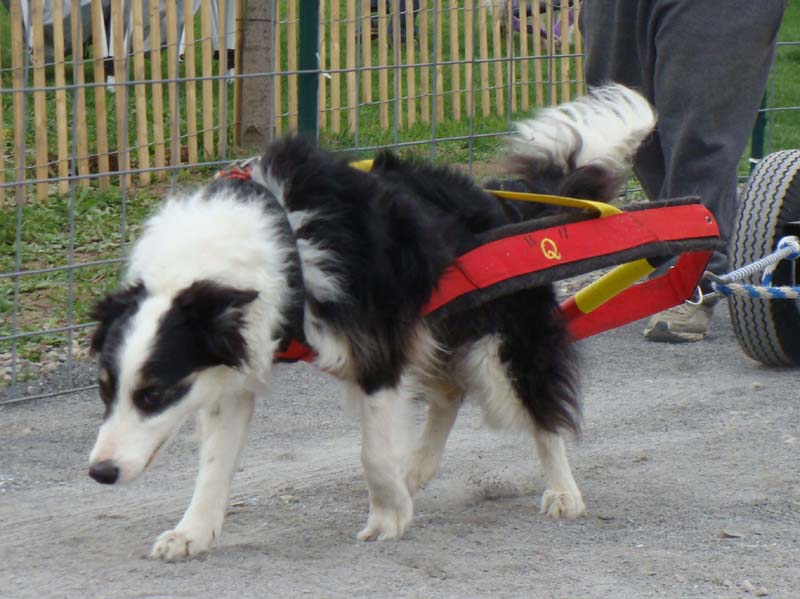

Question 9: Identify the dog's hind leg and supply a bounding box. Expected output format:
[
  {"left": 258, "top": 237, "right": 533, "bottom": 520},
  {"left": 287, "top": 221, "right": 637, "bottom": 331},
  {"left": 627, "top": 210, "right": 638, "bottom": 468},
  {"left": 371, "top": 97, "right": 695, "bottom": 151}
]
[
  {"left": 404, "top": 379, "right": 462, "bottom": 496},
  {"left": 151, "top": 389, "right": 255, "bottom": 561},
  {"left": 354, "top": 384, "right": 415, "bottom": 541},
  {"left": 532, "top": 426, "right": 586, "bottom": 519},
  {"left": 461, "top": 334, "right": 585, "bottom": 520}
]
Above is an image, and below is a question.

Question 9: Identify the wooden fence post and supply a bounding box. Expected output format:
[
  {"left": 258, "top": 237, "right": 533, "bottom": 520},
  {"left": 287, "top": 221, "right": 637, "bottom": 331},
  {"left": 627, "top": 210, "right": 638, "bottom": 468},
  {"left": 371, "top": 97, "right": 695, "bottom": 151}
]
[
  {"left": 90, "top": 0, "right": 110, "bottom": 188},
  {"left": 273, "top": 2, "right": 282, "bottom": 135},
  {"left": 111, "top": 0, "right": 131, "bottom": 187},
  {"left": 574, "top": 0, "right": 584, "bottom": 96},
  {"left": 31, "top": 0, "right": 49, "bottom": 200},
  {"left": 131, "top": 0, "right": 152, "bottom": 185},
  {"left": 10, "top": 0, "right": 26, "bottom": 204},
  {"left": 52, "top": 0, "right": 70, "bottom": 195},
  {"left": 238, "top": 0, "right": 277, "bottom": 147},
  {"left": 149, "top": 0, "right": 167, "bottom": 179},
  {"left": 183, "top": 0, "right": 199, "bottom": 162},
  {"left": 419, "top": 0, "right": 430, "bottom": 124},
  {"left": 70, "top": 0, "right": 91, "bottom": 185},
  {"left": 218, "top": 0, "right": 229, "bottom": 156},
  {"left": 201, "top": 0, "right": 215, "bottom": 158},
  {"left": 449, "top": 0, "right": 460, "bottom": 122}
]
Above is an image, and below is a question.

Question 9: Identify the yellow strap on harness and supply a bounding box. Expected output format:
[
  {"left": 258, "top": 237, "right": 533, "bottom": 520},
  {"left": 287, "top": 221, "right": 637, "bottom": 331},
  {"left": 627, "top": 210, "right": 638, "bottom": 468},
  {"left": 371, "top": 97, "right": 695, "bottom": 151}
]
[
  {"left": 572, "top": 259, "right": 656, "bottom": 314},
  {"left": 351, "top": 159, "right": 620, "bottom": 218},
  {"left": 350, "top": 159, "right": 375, "bottom": 173},
  {"left": 485, "top": 189, "right": 623, "bottom": 218}
]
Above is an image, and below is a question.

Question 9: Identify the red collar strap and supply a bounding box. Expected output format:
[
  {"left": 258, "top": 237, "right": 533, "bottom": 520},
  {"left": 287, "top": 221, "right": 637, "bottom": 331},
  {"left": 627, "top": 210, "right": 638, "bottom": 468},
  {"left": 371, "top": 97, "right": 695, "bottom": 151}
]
[
  {"left": 217, "top": 165, "right": 253, "bottom": 181},
  {"left": 274, "top": 339, "right": 315, "bottom": 363}
]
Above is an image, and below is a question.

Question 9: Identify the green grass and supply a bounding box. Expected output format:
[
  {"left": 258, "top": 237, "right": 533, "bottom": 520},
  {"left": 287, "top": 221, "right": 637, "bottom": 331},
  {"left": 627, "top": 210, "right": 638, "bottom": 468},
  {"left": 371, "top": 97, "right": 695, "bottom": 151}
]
[
  {"left": 0, "top": 186, "right": 161, "bottom": 359},
  {"left": 767, "top": 0, "right": 800, "bottom": 153}
]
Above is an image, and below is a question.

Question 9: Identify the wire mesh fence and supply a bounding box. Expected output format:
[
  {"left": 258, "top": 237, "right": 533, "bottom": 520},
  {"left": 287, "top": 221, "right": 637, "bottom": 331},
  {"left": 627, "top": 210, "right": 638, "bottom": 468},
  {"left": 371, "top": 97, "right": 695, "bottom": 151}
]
[
  {"left": 1, "top": 0, "right": 798, "bottom": 405},
  {"left": 755, "top": 39, "right": 800, "bottom": 164}
]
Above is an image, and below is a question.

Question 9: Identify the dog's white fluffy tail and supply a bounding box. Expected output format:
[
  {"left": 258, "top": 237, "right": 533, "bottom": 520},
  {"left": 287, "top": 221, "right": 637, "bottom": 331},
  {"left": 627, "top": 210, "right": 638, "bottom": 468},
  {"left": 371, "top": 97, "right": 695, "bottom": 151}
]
[{"left": 510, "top": 83, "right": 656, "bottom": 173}]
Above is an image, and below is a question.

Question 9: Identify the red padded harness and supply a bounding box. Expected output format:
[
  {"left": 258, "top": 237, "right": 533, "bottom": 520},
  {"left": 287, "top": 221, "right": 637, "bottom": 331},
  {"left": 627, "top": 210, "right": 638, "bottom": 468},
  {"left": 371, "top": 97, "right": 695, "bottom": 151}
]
[{"left": 423, "top": 202, "right": 718, "bottom": 339}]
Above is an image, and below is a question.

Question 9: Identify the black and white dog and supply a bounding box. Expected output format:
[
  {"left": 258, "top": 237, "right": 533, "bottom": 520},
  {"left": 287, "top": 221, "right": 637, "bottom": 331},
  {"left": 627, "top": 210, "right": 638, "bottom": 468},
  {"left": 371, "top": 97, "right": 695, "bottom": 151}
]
[{"left": 88, "top": 84, "right": 655, "bottom": 560}]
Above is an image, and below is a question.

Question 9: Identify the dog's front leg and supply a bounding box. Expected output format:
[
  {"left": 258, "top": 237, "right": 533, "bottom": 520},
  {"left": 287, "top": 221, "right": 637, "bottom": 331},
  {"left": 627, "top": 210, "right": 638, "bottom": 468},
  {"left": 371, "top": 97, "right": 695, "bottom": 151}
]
[
  {"left": 151, "top": 390, "right": 255, "bottom": 561},
  {"left": 355, "top": 385, "right": 414, "bottom": 541}
]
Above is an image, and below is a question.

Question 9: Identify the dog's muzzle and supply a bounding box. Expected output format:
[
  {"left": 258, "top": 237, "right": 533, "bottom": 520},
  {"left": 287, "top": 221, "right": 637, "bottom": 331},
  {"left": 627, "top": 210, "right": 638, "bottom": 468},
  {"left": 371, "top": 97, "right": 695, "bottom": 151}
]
[{"left": 89, "top": 460, "right": 120, "bottom": 485}]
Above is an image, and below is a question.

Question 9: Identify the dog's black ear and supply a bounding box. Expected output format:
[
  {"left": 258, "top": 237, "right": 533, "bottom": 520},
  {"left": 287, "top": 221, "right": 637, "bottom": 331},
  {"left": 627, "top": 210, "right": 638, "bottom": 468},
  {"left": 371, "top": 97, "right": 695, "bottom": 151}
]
[
  {"left": 89, "top": 283, "right": 147, "bottom": 354},
  {"left": 174, "top": 281, "right": 259, "bottom": 368}
]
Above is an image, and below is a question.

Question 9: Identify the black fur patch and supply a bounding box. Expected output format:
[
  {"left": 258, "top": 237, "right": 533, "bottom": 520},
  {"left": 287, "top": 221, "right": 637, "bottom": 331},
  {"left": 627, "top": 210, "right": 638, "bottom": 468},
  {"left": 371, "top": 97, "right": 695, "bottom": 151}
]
[
  {"left": 90, "top": 279, "right": 257, "bottom": 418},
  {"left": 165, "top": 280, "right": 258, "bottom": 370},
  {"left": 90, "top": 283, "right": 147, "bottom": 417},
  {"left": 132, "top": 281, "right": 258, "bottom": 416},
  {"left": 90, "top": 282, "right": 147, "bottom": 355}
]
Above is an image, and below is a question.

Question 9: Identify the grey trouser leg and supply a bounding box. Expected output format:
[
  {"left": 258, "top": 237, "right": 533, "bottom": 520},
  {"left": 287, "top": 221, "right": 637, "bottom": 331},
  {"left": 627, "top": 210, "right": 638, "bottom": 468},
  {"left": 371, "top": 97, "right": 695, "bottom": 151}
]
[{"left": 580, "top": 0, "right": 786, "bottom": 275}]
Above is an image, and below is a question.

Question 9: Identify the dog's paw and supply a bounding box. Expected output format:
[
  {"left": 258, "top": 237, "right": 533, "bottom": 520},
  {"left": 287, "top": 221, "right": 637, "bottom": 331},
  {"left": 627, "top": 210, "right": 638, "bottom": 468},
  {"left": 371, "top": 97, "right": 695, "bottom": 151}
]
[
  {"left": 356, "top": 496, "right": 413, "bottom": 542},
  {"left": 150, "top": 528, "right": 212, "bottom": 561},
  {"left": 541, "top": 489, "right": 586, "bottom": 519}
]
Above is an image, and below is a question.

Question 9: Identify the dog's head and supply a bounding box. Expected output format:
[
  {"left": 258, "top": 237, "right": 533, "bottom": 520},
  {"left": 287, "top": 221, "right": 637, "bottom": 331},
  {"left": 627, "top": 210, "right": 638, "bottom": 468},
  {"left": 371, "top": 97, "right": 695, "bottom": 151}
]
[{"left": 87, "top": 280, "right": 258, "bottom": 485}]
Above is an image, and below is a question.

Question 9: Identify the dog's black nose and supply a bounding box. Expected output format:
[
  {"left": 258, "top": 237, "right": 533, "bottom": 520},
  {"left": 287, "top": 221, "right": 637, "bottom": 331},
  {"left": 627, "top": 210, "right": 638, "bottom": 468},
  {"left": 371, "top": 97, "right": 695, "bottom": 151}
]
[{"left": 89, "top": 460, "right": 120, "bottom": 485}]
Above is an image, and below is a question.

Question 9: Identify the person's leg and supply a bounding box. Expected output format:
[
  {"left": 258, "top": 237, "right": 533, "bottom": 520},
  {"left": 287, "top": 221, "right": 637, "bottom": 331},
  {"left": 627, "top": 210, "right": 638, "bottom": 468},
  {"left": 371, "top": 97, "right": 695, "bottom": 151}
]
[
  {"left": 583, "top": 0, "right": 785, "bottom": 256},
  {"left": 584, "top": 0, "right": 786, "bottom": 341},
  {"left": 580, "top": 0, "right": 646, "bottom": 90},
  {"left": 642, "top": 0, "right": 785, "bottom": 342},
  {"left": 388, "top": 0, "right": 419, "bottom": 44},
  {"left": 580, "top": 0, "right": 666, "bottom": 199},
  {"left": 650, "top": 0, "right": 786, "bottom": 274}
]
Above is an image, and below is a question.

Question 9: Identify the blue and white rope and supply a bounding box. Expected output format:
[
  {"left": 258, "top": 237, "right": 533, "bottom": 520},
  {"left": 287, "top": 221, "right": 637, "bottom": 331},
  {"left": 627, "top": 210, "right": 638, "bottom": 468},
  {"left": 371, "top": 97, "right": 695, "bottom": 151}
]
[{"left": 706, "top": 236, "right": 800, "bottom": 300}]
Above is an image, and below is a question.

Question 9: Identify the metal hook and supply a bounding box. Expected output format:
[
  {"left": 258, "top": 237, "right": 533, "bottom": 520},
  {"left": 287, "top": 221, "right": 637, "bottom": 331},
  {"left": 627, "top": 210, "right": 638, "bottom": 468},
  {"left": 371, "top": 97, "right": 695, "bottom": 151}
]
[{"left": 685, "top": 286, "right": 704, "bottom": 306}]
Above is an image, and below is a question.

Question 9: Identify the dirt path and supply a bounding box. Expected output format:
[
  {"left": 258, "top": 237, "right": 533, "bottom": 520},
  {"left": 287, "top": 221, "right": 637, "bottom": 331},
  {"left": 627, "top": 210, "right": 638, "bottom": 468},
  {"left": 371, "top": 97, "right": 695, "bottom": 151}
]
[{"left": 1, "top": 306, "right": 798, "bottom": 598}]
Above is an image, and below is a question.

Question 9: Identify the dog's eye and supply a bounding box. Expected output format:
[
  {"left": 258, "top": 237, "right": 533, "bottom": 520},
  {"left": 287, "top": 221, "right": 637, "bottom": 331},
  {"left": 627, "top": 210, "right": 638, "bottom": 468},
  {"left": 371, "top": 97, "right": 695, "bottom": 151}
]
[
  {"left": 134, "top": 387, "right": 163, "bottom": 413},
  {"left": 142, "top": 389, "right": 161, "bottom": 407},
  {"left": 132, "top": 382, "right": 190, "bottom": 415}
]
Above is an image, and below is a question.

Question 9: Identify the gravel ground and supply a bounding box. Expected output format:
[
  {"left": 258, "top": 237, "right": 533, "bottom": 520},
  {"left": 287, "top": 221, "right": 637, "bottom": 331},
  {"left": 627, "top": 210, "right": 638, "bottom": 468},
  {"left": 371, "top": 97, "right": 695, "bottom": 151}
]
[
  {"left": 1, "top": 304, "right": 799, "bottom": 598},
  {"left": 0, "top": 337, "right": 90, "bottom": 388}
]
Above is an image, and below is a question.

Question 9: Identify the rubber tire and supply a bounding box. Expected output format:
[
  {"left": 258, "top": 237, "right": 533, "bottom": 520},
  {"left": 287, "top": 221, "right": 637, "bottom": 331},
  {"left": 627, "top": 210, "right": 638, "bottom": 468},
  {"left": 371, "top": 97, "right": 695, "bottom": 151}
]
[{"left": 728, "top": 149, "right": 800, "bottom": 366}]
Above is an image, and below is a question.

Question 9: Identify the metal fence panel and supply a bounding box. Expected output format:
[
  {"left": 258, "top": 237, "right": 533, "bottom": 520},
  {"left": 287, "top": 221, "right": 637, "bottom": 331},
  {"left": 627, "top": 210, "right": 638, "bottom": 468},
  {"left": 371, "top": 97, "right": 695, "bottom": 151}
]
[{"left": 1, "top": 0, "right": 798, "bottom": 404}]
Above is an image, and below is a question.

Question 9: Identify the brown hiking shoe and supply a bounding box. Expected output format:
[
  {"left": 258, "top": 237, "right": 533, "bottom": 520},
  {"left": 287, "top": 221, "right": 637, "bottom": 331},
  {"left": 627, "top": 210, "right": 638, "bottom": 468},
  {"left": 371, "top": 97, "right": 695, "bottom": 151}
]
[{"left": 643, "top": 302, "right": 714, "bottom": 343}]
